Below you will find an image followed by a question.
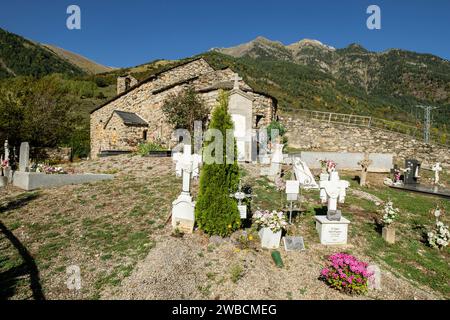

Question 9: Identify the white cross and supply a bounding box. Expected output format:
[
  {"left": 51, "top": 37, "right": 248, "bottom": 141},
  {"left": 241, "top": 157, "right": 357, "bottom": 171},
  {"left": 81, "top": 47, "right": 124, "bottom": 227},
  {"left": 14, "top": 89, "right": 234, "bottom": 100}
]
[
  {"left": 4, "top": 140, "right": 9, "bottom": 162},
  {"left": 232, "top": 73, "right": 242, "bottom": 90},
  {"left": 178, "top": 145, "right": 195, "bottom": 195},
  {"left": 319, "top": 171, "right": 350, "bottom": 211},
  {"left": 431, "top": 162, "right": 442, "bottom": 185}
]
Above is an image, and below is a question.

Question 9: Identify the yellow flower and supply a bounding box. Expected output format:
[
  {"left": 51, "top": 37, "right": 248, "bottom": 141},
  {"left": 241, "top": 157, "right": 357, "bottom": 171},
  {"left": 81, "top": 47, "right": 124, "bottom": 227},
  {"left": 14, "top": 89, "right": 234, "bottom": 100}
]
[
  {"left": 228, "top": 224, "right": 232, "bottom": 228},
  {"left": 248, "top": 235, "right": 253, "bottom": 241}
]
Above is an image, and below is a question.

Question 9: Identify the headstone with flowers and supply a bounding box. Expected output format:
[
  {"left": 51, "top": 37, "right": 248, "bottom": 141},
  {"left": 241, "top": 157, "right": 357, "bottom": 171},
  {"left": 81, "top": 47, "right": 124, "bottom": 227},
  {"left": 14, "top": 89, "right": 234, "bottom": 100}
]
[
  {"left": 380, "top": 200, "right": 399, "bottom": 244},
  {"left": 252, "top": 210, "right": 288, "bottom": 249}
]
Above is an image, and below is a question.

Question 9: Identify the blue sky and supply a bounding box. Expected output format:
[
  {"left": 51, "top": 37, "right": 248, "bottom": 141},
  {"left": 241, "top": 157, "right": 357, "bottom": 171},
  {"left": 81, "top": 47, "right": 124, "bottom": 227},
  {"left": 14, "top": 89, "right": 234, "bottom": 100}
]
[{"left": 0, "top": 0, "right": 449, "bottom": 68}]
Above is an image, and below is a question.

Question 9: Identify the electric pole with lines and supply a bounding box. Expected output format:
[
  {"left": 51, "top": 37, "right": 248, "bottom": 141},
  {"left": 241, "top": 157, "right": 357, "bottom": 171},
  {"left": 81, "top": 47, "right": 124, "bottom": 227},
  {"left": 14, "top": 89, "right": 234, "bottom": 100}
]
[{"left": 415, "top": 105, "right": 439, "bottom": 144}]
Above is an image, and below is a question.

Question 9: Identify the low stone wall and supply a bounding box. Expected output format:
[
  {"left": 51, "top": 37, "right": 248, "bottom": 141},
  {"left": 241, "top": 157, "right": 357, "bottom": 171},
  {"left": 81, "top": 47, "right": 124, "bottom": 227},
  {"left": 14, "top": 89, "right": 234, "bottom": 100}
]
[{"left": 282, "top": 116, "right": 450, "bottom": 169}]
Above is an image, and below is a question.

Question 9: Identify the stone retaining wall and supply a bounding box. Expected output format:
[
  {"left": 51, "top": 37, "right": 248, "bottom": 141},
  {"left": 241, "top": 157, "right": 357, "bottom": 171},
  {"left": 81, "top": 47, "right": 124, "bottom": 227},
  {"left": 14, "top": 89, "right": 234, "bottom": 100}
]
[{"left": 282, "top": 116, "right": 450, "bottom": 169}]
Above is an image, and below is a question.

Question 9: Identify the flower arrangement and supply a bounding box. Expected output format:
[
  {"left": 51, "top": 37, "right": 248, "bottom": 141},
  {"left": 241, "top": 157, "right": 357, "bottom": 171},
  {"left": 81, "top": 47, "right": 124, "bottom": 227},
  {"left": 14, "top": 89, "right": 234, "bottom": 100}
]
[
  {"left": 35, "top": 164, "right": 67, "bottom": 174},
  {"left": 319, "top": 159, "right": 336, "bottom": 173},
  {"left": 427, "top": 221, "right": 450, "bottom": 249},
  {"left": 274, "top": 175, "right": 285, "bottom": 191},
  {"left": 380, "top": 200, "right": 399, "bottom": 226},
  {"left": 320, "top": 252, "right": 372, "bottom": 295},
  {"left": 252, "top": 210, "right": 288, "bottom": 233},
  {"left": 1, "top": 159, "right": 8, "bottom": 176},
  {"left": 427, "top": 207, "right": 449, "bottom": 250}
]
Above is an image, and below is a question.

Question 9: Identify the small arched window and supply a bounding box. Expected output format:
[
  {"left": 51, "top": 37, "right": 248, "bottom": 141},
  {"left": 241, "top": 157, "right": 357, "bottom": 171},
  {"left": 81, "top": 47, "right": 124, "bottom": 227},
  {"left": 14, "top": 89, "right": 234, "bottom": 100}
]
[
  {"left": 142, "top": 130, "right": 148, "bottom": 141},
  {"left": 125, "top": 77, "right": 131, "bottom": 91}
]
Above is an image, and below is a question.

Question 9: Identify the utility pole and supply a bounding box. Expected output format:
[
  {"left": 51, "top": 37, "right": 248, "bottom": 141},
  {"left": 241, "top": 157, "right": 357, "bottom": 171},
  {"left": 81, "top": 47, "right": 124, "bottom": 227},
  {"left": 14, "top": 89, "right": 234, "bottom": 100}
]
[{"left": 416, "top": 105, "right": 438, "bottom": 144}]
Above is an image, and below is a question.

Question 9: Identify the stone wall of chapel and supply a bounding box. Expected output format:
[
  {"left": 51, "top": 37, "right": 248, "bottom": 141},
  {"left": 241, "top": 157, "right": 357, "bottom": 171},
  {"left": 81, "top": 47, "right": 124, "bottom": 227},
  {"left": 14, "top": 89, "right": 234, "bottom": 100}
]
[
  {"left": 90, "top": 59, "right": 214, "bottom": 157},
  {"left": 103, "top": 113, "right": 148, "bottom": 151},
  {"left": 90, "top": 59, "right": 277, "bottom": 158}
]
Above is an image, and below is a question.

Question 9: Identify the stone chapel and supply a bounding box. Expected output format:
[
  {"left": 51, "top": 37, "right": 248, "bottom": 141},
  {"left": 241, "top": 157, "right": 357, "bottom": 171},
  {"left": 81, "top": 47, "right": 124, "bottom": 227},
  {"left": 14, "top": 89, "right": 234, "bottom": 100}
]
[{"left": 90, "top": 58, "right": 278, "bottom": 160}]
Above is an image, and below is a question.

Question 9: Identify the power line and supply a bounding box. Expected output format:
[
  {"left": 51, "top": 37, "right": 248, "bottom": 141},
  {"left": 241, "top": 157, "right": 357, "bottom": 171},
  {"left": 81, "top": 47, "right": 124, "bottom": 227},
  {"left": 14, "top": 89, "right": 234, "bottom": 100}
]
[{"left": 415, "top": 105, "right": 439, "bottom": 144}]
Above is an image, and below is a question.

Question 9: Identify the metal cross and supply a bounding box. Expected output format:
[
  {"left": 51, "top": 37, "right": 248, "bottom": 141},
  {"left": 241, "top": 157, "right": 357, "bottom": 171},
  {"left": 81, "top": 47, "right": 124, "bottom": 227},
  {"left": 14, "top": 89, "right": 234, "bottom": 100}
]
[{"left": 229, "top": 179, "right": 252, "bottom": 205}]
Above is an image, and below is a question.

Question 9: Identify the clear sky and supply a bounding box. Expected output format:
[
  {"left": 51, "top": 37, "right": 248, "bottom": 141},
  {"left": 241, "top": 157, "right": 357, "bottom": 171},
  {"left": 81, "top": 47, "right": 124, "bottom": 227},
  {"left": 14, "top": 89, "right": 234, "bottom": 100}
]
[{"left": 0, "top": 0, "right": 449, "bottom": 68}]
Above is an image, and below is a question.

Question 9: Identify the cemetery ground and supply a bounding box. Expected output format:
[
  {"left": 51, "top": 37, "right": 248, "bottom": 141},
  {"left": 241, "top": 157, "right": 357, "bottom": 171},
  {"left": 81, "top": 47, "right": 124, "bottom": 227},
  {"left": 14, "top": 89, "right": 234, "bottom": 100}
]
[{"left": 0, "top": 155, "right": 449, "bottom": 300}]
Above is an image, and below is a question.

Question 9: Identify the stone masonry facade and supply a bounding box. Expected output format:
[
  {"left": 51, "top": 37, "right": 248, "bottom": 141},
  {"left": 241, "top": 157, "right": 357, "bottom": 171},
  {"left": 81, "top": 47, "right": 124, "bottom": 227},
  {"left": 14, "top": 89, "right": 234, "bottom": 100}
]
[
  {"left": 90, "top": 58, "right": 277, "bottom": 158},
  {"left": 282, "top": 116, "right": 450, "bottom": 169}
]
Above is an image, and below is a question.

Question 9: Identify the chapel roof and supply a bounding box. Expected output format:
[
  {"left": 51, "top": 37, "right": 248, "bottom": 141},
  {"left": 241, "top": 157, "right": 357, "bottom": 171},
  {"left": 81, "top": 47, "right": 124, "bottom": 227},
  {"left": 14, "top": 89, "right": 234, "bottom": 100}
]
[
  {"left": 91, "top": 57, "right": 277, "bottom": 114},
  {"left": 113, "top": 110, "right": 148, "bottom": 126}
]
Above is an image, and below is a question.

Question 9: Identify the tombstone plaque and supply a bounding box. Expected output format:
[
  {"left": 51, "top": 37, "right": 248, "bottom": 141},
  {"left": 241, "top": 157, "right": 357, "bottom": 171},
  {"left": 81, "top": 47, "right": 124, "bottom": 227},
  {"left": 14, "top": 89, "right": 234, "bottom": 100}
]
[{"left": 283, "top": 236, "right": 305, "bottom": 251}]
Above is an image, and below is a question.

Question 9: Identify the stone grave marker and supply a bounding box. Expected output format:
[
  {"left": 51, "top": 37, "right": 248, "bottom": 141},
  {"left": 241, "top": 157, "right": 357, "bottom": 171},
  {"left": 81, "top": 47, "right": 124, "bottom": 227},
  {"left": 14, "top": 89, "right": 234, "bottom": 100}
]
[
  {"left": 171, "top": 145, "right": 196, "bottom": 233},
  {"left": 19, "top": 142, "right": 30, "bottom": 172},
  {"left": 283, "top": 236, "right": 305, "bottom": 251}
]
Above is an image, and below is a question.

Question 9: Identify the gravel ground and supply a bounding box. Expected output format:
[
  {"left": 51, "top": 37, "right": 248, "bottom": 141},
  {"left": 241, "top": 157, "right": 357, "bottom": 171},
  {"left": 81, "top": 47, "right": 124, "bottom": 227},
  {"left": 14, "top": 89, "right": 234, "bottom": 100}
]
[
  {"left": 102, "top": 229, "right": 441, "bottom": 300},
  {"left": 1, "top": 155, "right": 444, "bottom": 300}
]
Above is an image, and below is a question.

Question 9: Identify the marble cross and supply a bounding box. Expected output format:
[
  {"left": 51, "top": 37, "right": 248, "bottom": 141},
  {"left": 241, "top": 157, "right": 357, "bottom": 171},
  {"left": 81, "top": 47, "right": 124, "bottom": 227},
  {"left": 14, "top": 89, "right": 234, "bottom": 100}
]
[
  {"left": 232, "top": 73, "right": 242, "bottom": 90},
  {"left": 431, "top": 162, "right": 442, "bottom": 185},
  {"left": 229, "top": 179, "right": 252, "bottom": 219},
  {"left": 319, "top": 171, "right": 350, "bottom": 220},
  {"left": 179, "top": 145, "right": 195, "bottom": 195}
]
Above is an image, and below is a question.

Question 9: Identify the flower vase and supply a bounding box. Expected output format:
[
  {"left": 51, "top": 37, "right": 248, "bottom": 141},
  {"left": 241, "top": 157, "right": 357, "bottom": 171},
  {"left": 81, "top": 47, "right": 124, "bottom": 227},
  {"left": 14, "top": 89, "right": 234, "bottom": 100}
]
[
  {"left": 382, "top": 226, "right": 395, "bottom": 244},
  {"left": 258, "top": 227, "right": 282, "bottom": 249}
]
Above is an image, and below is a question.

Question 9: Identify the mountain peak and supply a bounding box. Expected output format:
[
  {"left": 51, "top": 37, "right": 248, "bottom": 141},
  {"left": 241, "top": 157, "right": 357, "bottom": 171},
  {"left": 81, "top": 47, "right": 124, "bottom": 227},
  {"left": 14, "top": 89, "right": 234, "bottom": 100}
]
[{"left": 287, "top": 39, "right": 335, "bottom": 51}]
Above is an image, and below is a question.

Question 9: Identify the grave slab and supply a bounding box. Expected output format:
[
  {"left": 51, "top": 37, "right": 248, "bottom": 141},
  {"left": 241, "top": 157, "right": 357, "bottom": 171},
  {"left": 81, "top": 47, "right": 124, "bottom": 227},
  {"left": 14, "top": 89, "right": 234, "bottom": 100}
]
[{"left": 13, "top": 172, "right": 114, "bottom": 191}]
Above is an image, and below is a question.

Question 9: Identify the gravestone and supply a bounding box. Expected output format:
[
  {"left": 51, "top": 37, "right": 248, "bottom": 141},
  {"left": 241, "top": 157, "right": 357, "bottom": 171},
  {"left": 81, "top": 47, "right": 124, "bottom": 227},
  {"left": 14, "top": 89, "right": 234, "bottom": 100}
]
[
  {"left": 19, "top": 142, "right": 30, "bottom": 172},
  {"left": 171, "top": 145, "right": 196, "bottom": 233},
  {"left": 285, "top": 180, "right": 299, "bottom": 223},
  {"left": 270, "top": 143, "right": 284, "bottom": 177},
  {"left": 292, "top": 157, "right": 319, "bottom": 189},
  {"left": 358, "top": 153, "right": 372, "bottom": 187},
  {"left": 319, "top": 171, "right": 350, "bottom": 221},
  {"left": 229, "top": 179, "right": 252, "bottom": 219},
  {"left": 283, "top": 236, "right": 305, "bottom": 251},
  {"left": 431, "top": 162, "right": 442, "bottom": 185},
  {"left": 315, "top": 215, "right": 351, "bottom": 245},
  {"left": 229, "top": 73, "right": 253, "bottom": 162},
  {"left": 367, "top": 265, "right": 381, "bottom": 290},
  {"left": 404, "top": 159, "right": 420, "bottom": 185}
]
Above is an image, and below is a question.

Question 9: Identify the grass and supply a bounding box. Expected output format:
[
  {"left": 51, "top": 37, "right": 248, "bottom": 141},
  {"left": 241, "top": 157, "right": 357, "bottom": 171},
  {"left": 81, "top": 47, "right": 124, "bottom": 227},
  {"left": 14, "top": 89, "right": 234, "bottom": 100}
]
[
  {"left": 0, "top": 157, "right": 180, "bottom": 299},
  {"left": 340, "top": 173, "right": 450, "bottom": 298},
  {"left": 247, "top": 168, "right": 450, "bottom": 298},
  {"left": 230, "top": 264, "right": 244, "bottom": 283}
]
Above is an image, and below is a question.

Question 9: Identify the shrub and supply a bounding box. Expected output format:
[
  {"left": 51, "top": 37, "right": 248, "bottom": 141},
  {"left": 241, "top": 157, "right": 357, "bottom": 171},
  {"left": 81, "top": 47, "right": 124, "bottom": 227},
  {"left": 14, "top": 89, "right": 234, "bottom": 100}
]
[
  {"left": 161, "top": 87, "right": 209, "bottom": 133},
  {"left": 137, "top": 142, "right": 165, "bottom": 156},
  {"left": 266, "top": 120, "right": 286, "bottom": 141},
  {"left": 320, "top": 253, "right": 372, "bottom": 295},
  {"left": 195, "top": 91, "right": 240, "bottom": 236}
]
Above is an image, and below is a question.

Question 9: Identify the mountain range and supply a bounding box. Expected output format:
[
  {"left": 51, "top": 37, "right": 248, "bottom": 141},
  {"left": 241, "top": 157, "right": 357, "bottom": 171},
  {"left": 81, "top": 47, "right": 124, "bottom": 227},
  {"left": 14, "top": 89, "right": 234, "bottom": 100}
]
[
  {"left": 0, "top": 28, "right": 448, "bottom": 127},
  {"left": 213, "top": 36, "right": 450, "bottom": 104}
]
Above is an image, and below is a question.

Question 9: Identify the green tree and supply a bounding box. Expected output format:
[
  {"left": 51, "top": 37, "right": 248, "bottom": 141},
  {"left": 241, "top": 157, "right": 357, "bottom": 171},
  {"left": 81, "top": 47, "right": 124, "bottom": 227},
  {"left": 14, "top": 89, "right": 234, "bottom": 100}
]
[
  {"left": 161, "top": 87, "right": 209, "bottom": 133},
  {"left": 195, "top": 91, "right": 241, "bottom": 236}
]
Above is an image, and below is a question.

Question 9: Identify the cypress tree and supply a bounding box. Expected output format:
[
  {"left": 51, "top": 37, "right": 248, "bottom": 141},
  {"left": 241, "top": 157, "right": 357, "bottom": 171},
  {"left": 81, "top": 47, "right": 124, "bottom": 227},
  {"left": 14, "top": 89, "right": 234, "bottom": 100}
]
[{"left": 195, "top": 90, "right": 240, "bottom": 236}]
